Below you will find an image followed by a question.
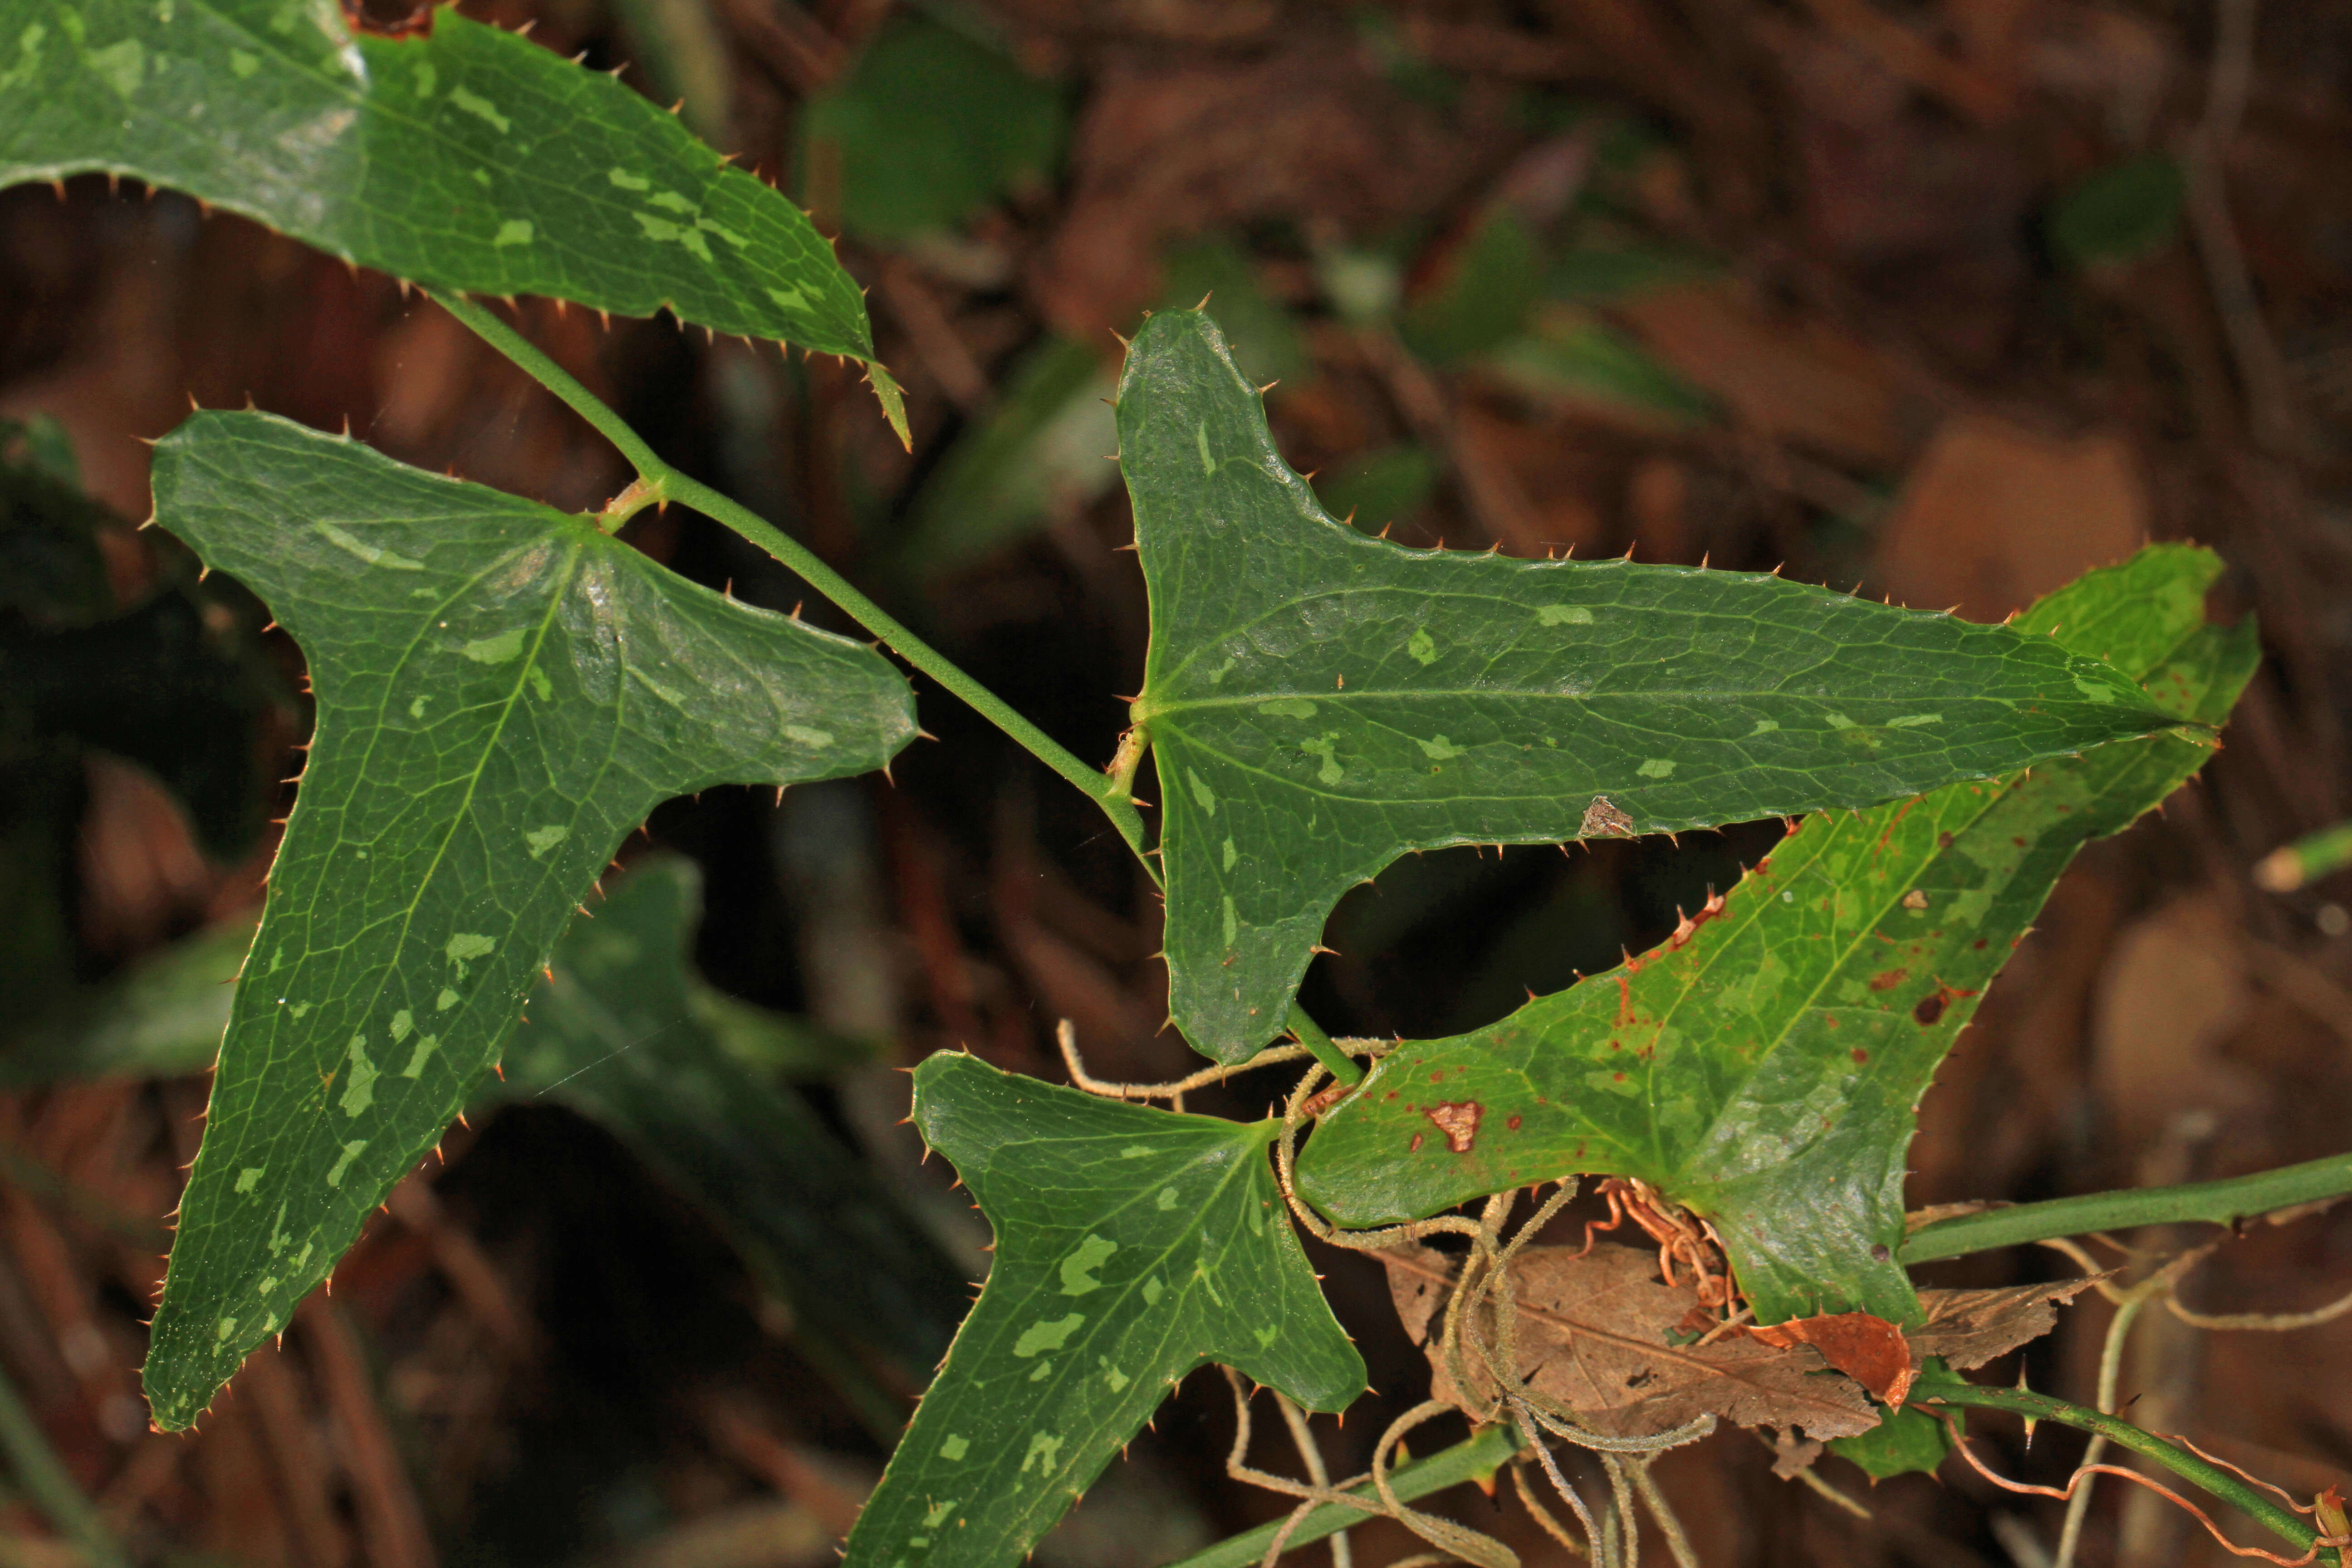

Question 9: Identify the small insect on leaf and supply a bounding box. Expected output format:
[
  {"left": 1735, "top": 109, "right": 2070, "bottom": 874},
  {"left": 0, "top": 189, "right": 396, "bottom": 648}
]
[{"left": 1580, "top": 794, "right": 1637, "bottom": 839}]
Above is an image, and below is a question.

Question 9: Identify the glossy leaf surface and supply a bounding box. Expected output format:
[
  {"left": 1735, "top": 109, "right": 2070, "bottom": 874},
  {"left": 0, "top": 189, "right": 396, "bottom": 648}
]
[
  {"left": 1296, "top": 545, "right": 2253, "bottom": 1323},
  {"left": 842, "top": 1052, "right": 1363, "bottom": 1568},
  {"left": 1120, "top": 309, "right": 2186, "bottom": 1060},
  {"left": 500, "top": 857, "right": 966, "bottom": 1382},
  {"left": 0, "top": 0, "right": 885, "bottom": 381},
  {"left": 142, "top": 412, "right": 914, "bottom": 1429}
]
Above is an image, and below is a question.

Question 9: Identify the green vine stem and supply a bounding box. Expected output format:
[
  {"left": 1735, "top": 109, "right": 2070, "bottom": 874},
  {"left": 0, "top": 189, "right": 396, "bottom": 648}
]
[
  {"left": 1287, "top": 1004, "right": 1363, "bottom": 1088},
  {"left": 0, "top": 1360, "right": 129, "bottom": 1568},
  {"left": 428, "top": 290, "right": 1153, "bottom": 876},
  {"left": 1161, "top": 1421, "right": 1523, "bottom": 1568},
  {"left": 1900, "top": 1150, "right": 2352, "bottom": 1264},
  {"left": 1921, "top": 1383, "right": 2339, "bottom": 1566}
]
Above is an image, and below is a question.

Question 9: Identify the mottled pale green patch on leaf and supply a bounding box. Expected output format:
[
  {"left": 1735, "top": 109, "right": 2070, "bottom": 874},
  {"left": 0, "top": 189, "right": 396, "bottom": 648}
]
[
  {"left": 141, "top": 413, "right": 915, "bottom": 1430},
  {"left": 1297, "top": 544, "right": 2252, "bottom": 1324},
  {"left": 1119, "top": 310, "right": 2189, "bottom": 1062},
  {"left": 0, "top": 0, "right": 892, "bottom": 392},
  {"left": 842, "top": 1053, "right": 1362, "bottom": 1568}
]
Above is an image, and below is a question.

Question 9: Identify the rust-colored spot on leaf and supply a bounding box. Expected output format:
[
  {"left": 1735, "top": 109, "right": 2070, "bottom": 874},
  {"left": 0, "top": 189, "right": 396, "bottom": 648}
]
[
  {"left": 1408, "top": 1132, "right": 1423, "bottom": 1153},
  {"left": 1913, "top": 982, "right": 1978, "bottom": 1027},
  {"left": 1424, "top": 1101, "right": 1482, "bottom": 1154},
  {"left": 1507, "top": 1114, "right": 1523, "bottom": 1131},
  {"left": 1850, "top": 1048, "right": 1869, "bottom": 1064},
  {"left": 1867, "top": 968, "right": 1908, "bottom": 992}
]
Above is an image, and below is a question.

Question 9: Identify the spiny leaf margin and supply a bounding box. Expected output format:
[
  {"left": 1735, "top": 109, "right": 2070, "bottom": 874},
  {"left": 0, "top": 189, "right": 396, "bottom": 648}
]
[
  {"left": 0, "top": 0, "right": 895, "bottom": 407},
  {"left": 1295, "top": 544, "right": 2253, "bottom": 1323},
  {"left": 841, "top": 1052, "right": 1364, "bottom": 1568},
  {"left": 142, "top": 412, "right": 915, "bottom": 1429},
  {"left": 1117, "top": 308, "right": 2188, "bottom": 1063}
]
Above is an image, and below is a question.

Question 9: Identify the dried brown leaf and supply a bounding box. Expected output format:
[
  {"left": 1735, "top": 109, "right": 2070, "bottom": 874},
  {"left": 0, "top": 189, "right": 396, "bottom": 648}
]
[
  {"left": 1872, "top": 414, "right": 2150, "bottom": 623},
  {"left": 1911, "top": 1276, "right": 2105, "bottom": 1371},
  {"left": 1747, "top": 1312, "right": 1916, "bottom": 1406},
  {"left": 1383, "top": 1244, "right": 1882, "bottom": 1442}
]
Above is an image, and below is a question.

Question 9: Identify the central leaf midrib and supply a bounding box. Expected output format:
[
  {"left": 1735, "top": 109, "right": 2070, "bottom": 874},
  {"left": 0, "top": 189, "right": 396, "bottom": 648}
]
[
  {"left": 1148, "top": 686, "right": 2033, "bottom": 719},
  {"left": 200, "top": 524, "right": 535, "bottom": 1208},
  {"left": 303, "top": 534, "right": 584, "bottom": 1156},
  {"left": 1160, "top": 730, "right": 1796, "bottom": 819}
]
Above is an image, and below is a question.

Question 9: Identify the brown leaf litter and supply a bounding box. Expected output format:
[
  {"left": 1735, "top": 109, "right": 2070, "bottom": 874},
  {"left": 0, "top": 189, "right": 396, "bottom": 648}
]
[{"left": 1384, "top": 1242, "right": 2097, "bottom": 1443}]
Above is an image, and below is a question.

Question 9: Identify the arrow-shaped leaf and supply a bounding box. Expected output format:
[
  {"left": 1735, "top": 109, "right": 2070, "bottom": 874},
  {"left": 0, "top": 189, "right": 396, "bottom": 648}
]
[
  {"left": 142, "top": 412, "right": 915, "bottom": 1430},
  {"left": 842, "top": 1052, "right": 1364, "bottom": 1568},
  {"left": 1295, "top": 544, "right": 2255, "bottom": 1323},
  {"left": 1117, "top": 309, "right": 2186, "bottom": 1060},
  {"left": 0, "top": 0, "right": 899, "bottom": 426}
]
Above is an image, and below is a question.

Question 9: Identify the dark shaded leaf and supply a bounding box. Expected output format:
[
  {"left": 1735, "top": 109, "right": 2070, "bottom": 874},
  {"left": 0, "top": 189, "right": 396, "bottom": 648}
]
[{"left": 498, "top": 857, "right": 965, "bottom": 1381}]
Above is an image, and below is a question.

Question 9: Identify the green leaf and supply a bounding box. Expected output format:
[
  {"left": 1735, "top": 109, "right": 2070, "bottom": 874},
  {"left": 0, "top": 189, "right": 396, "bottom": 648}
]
[
  {"left": 1120, "top": 309, "right": 2189, "bottom": 1062},
  {"left": 140, "top": 412, "right": 916, "bottom": 1430},
  {"left": 896, "top": 336, "right": 1118, "bottom": 581},
  {"left": 1294, "top": 544, "right": 2255, "bottom": 1322},
  {"left": 1827, "top": 1359, "right": 1964, "bottom": 1481},
  {"left": 5, "top": 912, "right": 252, "bottom": 1084},
  {"left": 799, "top": 15, "right": 1064, "bottom": 243},
  {"left": 2048, "top": 154, "right": 2187, "bottom": 270},
  {"left": 1481, "top": 306, "right": 1714, "bottom": 429},
  {"left": 0, "top": 0, "right": 875, "bottom": 364},
  {"left": 497, "top": 857, "right": 965, "bottom": 1382},
  {"left": 1399, "top": 209, "right": 1543, "bottom": 365},
  {"left": 1160, "top": 238, "right": 1306, "bottom": 388},
  {"left": 842, "top": 1052, "right": 1364, "bottom": 1568}
]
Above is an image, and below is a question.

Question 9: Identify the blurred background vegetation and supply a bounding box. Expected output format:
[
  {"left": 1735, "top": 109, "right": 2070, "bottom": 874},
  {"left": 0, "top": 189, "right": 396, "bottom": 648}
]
[{"left": 6, "top": 0, "right": 2352, "bottom": 1564}]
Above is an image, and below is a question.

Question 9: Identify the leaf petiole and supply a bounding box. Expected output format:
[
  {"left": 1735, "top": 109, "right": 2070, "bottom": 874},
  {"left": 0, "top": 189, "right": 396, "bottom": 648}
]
[
  {"left": 1287, "top": 1004, "right": 1363, "bottom": 1088},
  {"left": 430, "top": 289, "right": 1154, "bottom": 877},
  {"left": 595, "top": 474, "right": 669, "bottom": 534}
]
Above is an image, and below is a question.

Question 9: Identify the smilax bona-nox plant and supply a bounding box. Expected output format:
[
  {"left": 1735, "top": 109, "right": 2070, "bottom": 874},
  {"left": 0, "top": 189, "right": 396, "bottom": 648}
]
[{"left": 6, "top": 2, "right": 2349, "bottom": 1563}]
